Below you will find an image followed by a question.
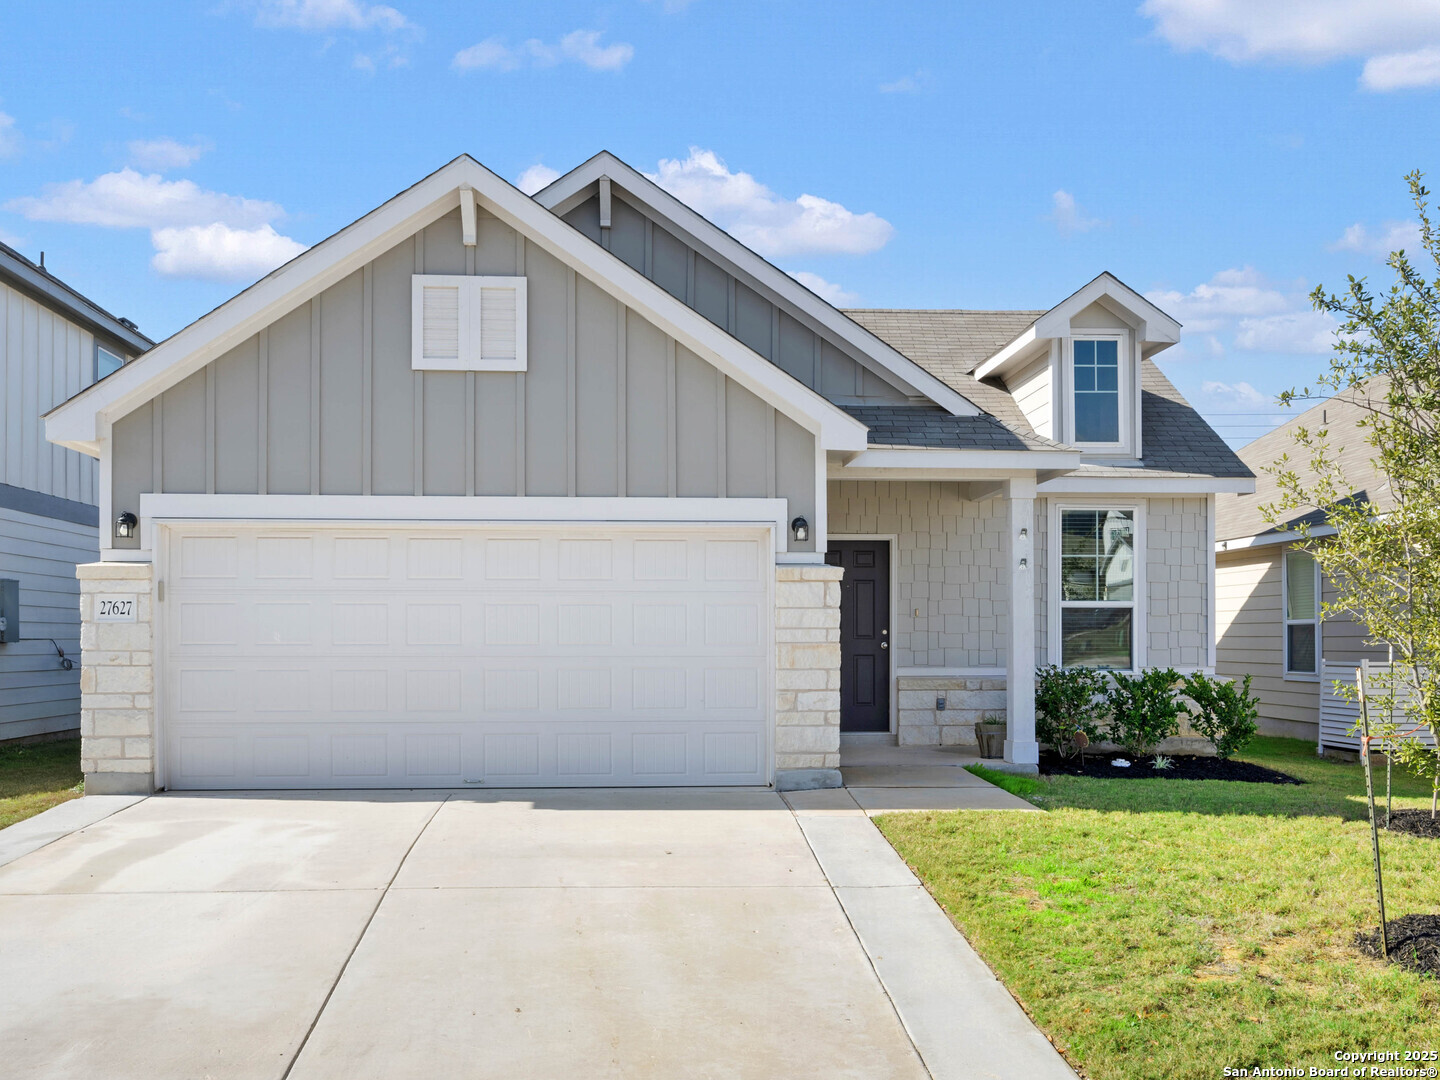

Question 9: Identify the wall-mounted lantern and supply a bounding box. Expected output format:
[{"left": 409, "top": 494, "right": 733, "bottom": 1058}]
[
  {"left": 790, "top": 517, "right": 809, "bottom": 543},
  {"left": 115, "top": 511, "right": 138, "bottom": 540}
]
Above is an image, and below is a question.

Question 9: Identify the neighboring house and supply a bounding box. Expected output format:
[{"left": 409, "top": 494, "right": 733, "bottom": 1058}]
[
  {"left": 1, "top": 241, "right": 151, "bottom": 744},
  {"left": 45, "top": 152, "right": 1252, "bottom": 795},
  {"left": 1215, "top": 383, "right": 1391, "bottom": 742}
]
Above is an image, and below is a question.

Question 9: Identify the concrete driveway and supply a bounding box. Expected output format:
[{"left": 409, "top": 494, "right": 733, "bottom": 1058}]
[{"left": 0, "top": 788, "right": 1074, "bottom": 1080}]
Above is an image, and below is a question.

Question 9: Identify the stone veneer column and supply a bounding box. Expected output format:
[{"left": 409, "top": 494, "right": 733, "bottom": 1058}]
[
  {"left": 77, "top": 562, "right": 156, "bottom": 795},
  {"left": 773, "top": 564, "right": 844, "bottom": 790}
]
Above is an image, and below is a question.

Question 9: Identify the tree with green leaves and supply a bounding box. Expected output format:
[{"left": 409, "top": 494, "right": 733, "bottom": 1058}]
[{"left": 1266, "top": 170, "right": 1440, "bottom": 818}]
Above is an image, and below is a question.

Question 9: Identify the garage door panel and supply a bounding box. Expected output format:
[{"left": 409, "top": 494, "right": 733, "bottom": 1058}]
[{"left": 162, "top": 525, "right": 771, "bottom": 789}]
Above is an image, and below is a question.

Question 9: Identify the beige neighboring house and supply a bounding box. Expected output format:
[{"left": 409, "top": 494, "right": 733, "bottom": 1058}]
[
  {"left": 1215, "top": 383, "right": 1391, "bottom": 743},
  {"left": 45, "top": 152, "right": 1252, "bottom": 795}
]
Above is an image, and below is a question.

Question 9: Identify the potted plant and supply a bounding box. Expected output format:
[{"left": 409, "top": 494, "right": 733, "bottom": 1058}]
[{"left": 974, "top": 714, "right": 1007, "bottom": 759}]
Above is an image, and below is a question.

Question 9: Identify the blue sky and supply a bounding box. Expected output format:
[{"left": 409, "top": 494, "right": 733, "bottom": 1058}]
[{"left": 2, "top": 1, "right": 1438, "bottom": 447}]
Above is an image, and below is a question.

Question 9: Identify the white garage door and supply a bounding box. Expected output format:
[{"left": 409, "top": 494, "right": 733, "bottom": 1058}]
[{"left": 159, "top": 524, "right": 772, "bottom": 789}]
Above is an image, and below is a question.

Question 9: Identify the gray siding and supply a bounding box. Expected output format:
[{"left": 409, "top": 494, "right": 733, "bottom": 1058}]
[
  {"left": 110, "top": 207, "right": 816, "bottom": 548},
  {"left": 1145, "top": 496, "right": 1210, "bottom": 670},
  {"left": 0, "top": 505, "right": 96, "bottom": 741},
  {"left": 1, "top": 279, "right": 100, "bottom": 506},
  {"left": 564, "top": 194, "right": 909, "bottom": 407}
]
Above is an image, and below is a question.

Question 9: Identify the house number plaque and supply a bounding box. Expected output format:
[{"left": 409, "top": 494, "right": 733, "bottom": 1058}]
[{"left": 95, "top": 595, "right": 138, "bottom": 623}]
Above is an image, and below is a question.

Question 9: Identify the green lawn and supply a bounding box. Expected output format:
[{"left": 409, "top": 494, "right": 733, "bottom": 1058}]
[
  {"left": 878, "top": 738, "right": 1440, "bottom": 1080},
  {"left": 0, "top": 738, "right": 83, "bottom": 830}
]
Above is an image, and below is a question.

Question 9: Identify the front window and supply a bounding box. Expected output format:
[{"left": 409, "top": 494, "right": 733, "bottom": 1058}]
[
  {"left": 1072, "top": 338, "right": 1120, "bottom": 443},
  {"left": 1059, "top": 508, "right": 1135, "bottom": 668},
  {"left": 95, "top": 345, "right": 124, "bottom": 381},
  {"left": 1284, "top": 548, "right": 1319, "bottom": 675}
]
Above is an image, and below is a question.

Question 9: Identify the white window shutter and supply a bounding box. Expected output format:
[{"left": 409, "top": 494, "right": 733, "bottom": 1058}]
[{"left": 413, "top": 275, "right": 526, "bottom": 371}]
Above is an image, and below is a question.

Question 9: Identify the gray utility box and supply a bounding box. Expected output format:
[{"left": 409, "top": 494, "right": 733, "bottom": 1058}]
[{"left": 0, "top": 579, "right": 18, "bottom": 643}]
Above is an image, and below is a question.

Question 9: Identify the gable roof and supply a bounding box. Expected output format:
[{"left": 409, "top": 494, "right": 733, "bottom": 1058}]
[
  {"left": 45, "top": 155, "right": 869, "bottom": 457},
  {"left": 532, "top": 150, "right": 980, "bottom": 418},
  {"left": 850, "top": 308, "right": 1252, "bottom": 480},
  {"left": 1216, "top": 381, "right": 1388, "bottom": 542},
  {"left": 0, "top": 240, "right": 152, "bottom": 355}
]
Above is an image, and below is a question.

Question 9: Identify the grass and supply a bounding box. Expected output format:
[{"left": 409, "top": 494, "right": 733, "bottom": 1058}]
[
  {"left": 964, "top": 762, "right": 1047, "bottom": 799},
  {"left": 878, "top": 737, "right": 1440, "bottom": 1080},
  {"left": 0, "top": 738, "right": 83, "bottom": 830}
]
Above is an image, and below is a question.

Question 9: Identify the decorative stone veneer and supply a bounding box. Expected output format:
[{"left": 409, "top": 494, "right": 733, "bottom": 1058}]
[
  {"left": 773, "top": 564, "right": 844, "bottom": 788},
  {"left": 77, "top": 562, "right": 156, "bottom": 795},
  {"left": 897, "top": 673, "right": 1007, "bottom": 747}
]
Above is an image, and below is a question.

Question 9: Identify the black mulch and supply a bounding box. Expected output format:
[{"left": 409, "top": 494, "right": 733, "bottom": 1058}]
[
  {"left": 1384, "top": 809, "right": 1440, "bottom": 840},
  {"left": 1038, "top": 750, "right": 1303, "bottom": 785},
  {"left": 1355, "top": 914, "right": 1440, "bottom": 978}
]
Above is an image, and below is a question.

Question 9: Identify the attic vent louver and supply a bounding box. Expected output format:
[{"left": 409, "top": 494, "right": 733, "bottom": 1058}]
[{"left": 412, "top": 275, "right": 527, "bottom": 372}]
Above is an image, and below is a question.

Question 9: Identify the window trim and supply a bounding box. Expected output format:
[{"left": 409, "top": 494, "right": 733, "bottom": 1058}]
[
  {"left": 94, "top": 341, "right": 126, "bottom": 383},
  {"left": 1047, "top": 499, "right": 1146, "bottom": 672},
  {"left": 1281, "top": 544, "right": 1322, "bottom": 681},
  {"left": 1063, "top": 330, "right": 1131, "bottom": 452}
]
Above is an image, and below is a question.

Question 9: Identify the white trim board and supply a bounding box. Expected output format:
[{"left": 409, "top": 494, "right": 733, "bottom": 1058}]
[
  {"left": 46, "top": 156, "right": 869, "bottom": 457},
  {"left": 1040, "top": 475, "right": 1255, "bottom": 495},
  {"left": 136, "top": 494, "right": 791, "bottom": 557},
  {"left": 1215, "top": 524, "right": 1336, "bottom": 552},
  {"left": 534, "top": 152, "right": 979, "bottom": 418}
]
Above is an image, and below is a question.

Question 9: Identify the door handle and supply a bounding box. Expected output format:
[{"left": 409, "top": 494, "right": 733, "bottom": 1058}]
[{"left": 879, "top": 641, "right": 888, "bottom": 649}]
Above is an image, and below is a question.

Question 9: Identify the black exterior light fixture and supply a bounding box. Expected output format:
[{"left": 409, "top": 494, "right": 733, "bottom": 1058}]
[
  {"left": 115, "top": 511, "right": 138, "bottom": 540},
  {"left": 791, "top": 516, "right": 809, "bottom": 543}
]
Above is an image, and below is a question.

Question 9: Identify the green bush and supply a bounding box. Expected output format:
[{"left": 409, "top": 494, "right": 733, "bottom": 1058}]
[
  {"left": 1181, "top": 671, "right": 1260, "bottom": 759},
  {"left": 1105, "top": 667, "right": 1183, "bottom": 758},
  {"left": 1034, "top": 664, "right": 1107, "bottom": 758}
]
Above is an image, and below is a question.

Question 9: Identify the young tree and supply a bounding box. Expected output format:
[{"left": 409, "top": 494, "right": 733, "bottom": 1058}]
[{"left": 1267, "top": 170, "right": 1440, "bottom": 818}]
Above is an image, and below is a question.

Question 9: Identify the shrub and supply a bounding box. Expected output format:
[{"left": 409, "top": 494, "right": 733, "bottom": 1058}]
[
  {"left": 1035, "top": 665, "right": 1108, "bottom": 759},
  {"left": 1105, "top": 667, "right": 1183, "bottom": 758},
  {"left": 1181, "top": 671, "right": 1260, "bottom": 759}
]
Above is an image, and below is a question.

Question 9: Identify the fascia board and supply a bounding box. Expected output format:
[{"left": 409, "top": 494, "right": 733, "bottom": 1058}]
[
  {"left": 1039, "top": 475, "right": 1257, "bottom": 494},
  {"left": 535, "top": 152, "right": 981, "bottom": 418},
  {"left": 49, "top": 155, "right": 869, "bottom": 455},
  {"left": 1216, "top": 524, "right": 1336, "bottom": 552},
  {"left": 971, "top": 326, "right": 1044, "bottom": 381},
  {"left": 837, "top": 448, "right": 1082, "bottom": 473}
]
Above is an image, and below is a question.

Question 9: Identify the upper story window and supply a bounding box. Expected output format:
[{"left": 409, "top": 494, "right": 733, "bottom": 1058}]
[
  {"left": 1284, "top": 547, "right": 1320, "bottom": 676},
  {"left": 95, "top": 344, "right": 125, "bottom": 382},
  {"left": 1071, "top": 337, "right": 1122, "bottom": 445}
]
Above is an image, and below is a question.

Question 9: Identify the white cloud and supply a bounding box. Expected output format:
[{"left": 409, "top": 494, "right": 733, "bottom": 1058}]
[
  {"left": 646, "top": 148, "right": 893, "bottom": 257},
  {"left": 1363, "top": 46, "right": 1440, "bottom": 90},
  {"left": 641, "top": 0, "right": 696, "bottom": 11},
  {"left": 254, "top": 0, "right": 410, "bottom": 32},
  {"left": 127, "top": 137, "right": 209, "bottom": 171},
  {"left": 453, "top": 30, "right": 634, "bottom": 73},
  {"left": 7, "top": 168, "right": 305, "bottom": 283},
  {"left": 1234, "top": 311, "right": 1339, "bottom": 354},
  {"left": 787, "top": 271, "right": 860, "bottom": 306},
  {"left": 516, "top": 164, "right": 561, "bottom": 196},
  {"left": 879, "top": 70, "right": 927, "bottom": 94},
  {"left": 1140, "top": 0, "right": 1440, "bottom": 90},
  {"left": 7, "top": 169, "right": 282, "bottom": 230},
  {"left": 1201, "top": 380, "right": 1272, "bottom": 408},
  {"left": 0, "top": 111, "right": 18, "bottom": 158},
  {"left": 1148, "top": 267, "right": 1338, "bottom": 354},
  {"left": 152, "top": 223, "right": 308, "bottom": 281},
  {"left": 1049, "top": 189, "right": 1104, "bottom": 235},
  {"left": 1331, "top": 219, "right": 1424, "bottom": 258}
]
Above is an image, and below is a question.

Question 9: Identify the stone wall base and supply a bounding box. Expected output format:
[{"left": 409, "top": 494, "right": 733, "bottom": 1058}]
[
  {"left": 897, "top": 674, "right": 1007, "bottom": 747},
  {"left": 774, "top": 768, "right": 843, "bottom": 791},
  {"left": 78, "top": 562, "right": 157, "bottom": 794},
  {"left": 85, "top": 771, "right": 155, "bottom": 795},
  {"left": 774, "top": 565, "right": 844, "bottom": 773}
]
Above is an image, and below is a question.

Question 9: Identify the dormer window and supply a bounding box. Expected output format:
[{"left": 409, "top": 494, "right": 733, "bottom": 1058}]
[{"left": 1066, "top": 333, "right": 1130, "bottom": 450}]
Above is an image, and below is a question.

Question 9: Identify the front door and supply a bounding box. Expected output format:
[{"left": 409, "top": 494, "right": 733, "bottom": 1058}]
[{"left": 826, "top": 541, "right": 890, "bottom": 733}]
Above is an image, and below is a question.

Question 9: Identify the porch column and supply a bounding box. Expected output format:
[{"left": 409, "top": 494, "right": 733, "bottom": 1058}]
[{"left": 1004, "top": 477, "right": 1039, "bottom": 769}]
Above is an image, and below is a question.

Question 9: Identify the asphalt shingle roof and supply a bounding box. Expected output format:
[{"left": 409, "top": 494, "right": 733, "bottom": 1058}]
[
  {"left": 844, "top": 308, "right": 1253, "bottom": 480},
  {"left": 842, "top": 405, "right": 1069, "bottom": 452}
]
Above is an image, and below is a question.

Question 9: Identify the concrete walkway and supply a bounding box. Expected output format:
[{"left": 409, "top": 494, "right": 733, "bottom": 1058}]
[
  {"left": 839, "top": 742, "right": 1041, "bottom": 813},
  {"left": 0, "top": 785, "right": 1072, "bottom": 1080}
]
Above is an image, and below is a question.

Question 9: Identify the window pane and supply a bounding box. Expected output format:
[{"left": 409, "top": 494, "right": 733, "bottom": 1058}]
[
  {"left": 1096, "top": 364, "right": 1118, "bottom": 391},
  {"left": 1099, "top": 511, "right": 1134, "bottom": 600},
  {"left": 1061, "top": 555, "right": 1101, "bottom": 601},
  {"left": 1095, "top": 339, "right": 1119, "bottom": 364},
  {"left": 1062, "top": 608, "right": 1133, "bottom": 669},
  {"left": 95, "top": 347, "right": 124, "bottom": 380},
  {"left": 1075, "top": 390, "right": 1119, "bottom": 442},
  {"left": 1287, "top": 623, "right": 1317, "bottom": 674},
  {"left": 1073, "top": 339, "right": 1095, "bottom": 365},
  {"left": 1285, "top": 549, "right": 1316, "bottom": 620},
  {"left": 1061, "top": 510, "right": 1102, "bottom": 556}
]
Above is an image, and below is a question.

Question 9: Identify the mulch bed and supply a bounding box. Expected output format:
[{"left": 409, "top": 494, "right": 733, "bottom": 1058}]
[
  {"left": 1355, "top": 914, "right": 1440, "bottom": 978},
  {"left": 1384, "top": 809, "right": 1440, "bottom": 840},
  {"left": 1038, "top": 750, "right": 1303, "bottom": 785}
]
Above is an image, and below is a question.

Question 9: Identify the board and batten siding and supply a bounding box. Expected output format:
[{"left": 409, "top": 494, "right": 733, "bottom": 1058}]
[
  {"left": 2, "top": 278, "right": 100, "bottom": 506},
  {"left": 109, "top": 207, "right": 816, "bottom": 548},
  {"left": 0, "top": 506, "right": 96, "bottom": 739},
  {"left": 564, "top": 194, "right": 910, "bottom": 407}
]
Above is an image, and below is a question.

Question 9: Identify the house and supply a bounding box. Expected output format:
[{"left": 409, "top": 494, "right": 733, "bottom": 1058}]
[
  {"left": 44, "top": 152, "right": 1252, "bottom": 795},
  {"left": 1, "top": 241, "right": 151, "bottom": 745},
  {"left": 1215, "top": 383, "right": 1391, "bottom": 743}
]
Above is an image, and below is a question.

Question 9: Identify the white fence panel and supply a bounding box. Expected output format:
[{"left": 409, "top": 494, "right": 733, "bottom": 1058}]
[{"left": 1319, "top": 660, "right": 1437, "bottom": 752}]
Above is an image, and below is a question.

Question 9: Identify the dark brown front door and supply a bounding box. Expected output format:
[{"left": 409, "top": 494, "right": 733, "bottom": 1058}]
[{"left": 826, "top": 541, "right": 890, "bottom": 733}]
